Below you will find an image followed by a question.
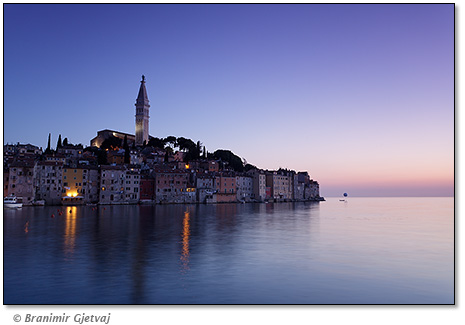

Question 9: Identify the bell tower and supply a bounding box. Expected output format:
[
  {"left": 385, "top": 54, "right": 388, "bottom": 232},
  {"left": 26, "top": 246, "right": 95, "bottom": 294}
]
[{"left": 135, "top": 75, "right": 150, "bottom": 146}]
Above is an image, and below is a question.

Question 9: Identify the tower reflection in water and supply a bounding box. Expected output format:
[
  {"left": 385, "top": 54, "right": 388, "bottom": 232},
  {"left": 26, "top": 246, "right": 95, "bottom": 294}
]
[
  {"left": 180, "top": 208, "right": 191, "bottom": 274},
  {"left": 64, "top": 206, "right": 77, "bottom": 258}
]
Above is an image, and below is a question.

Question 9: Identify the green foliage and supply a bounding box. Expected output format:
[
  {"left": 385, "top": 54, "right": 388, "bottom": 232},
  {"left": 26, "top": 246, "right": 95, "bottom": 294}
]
[
  {"left": 147, "top": 137, "right": 165, "bottom": 149},
  {"left": 97, "top": 149, "right": 108, "bottom": 165},
  {"left": 213, "top": 149, "right": 244, "bottom": 172},
  {"left": 244, "top": 163, "right": 258, "bottom": 172},
  {"left": 164, "top": 136, "right": 177, "bottom": 149},
  {"left": 177, "top": 137, "right": 195, "bottom": 151},
  {"left": 44, "top": 133, "right": 52, "bottom": 154},
  {"left": 56, "top": 134, "right": 62, "bottom": 149}
]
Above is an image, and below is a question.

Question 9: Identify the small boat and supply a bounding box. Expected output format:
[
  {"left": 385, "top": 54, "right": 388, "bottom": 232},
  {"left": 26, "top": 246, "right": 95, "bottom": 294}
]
[
  {"left": 4, "top": 196, "right": 23, "bottom": 208},
  {"left": 32, "top": 200, "right": 45, "bottom": 206}
]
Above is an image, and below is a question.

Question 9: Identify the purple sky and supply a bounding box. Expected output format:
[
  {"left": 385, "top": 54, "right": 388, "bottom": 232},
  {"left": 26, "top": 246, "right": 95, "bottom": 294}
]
[{"left": 3, "top": 4, "right": 454, "bottom": 197}]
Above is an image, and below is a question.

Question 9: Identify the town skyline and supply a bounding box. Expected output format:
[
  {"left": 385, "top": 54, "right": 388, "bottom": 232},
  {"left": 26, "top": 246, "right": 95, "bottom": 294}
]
[{"left": 3, "top": 4, "right": 454, "bottom": 197}]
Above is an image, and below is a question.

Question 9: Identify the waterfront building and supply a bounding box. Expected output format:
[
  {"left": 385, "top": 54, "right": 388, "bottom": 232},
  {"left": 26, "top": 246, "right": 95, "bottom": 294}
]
[
  {"left": 283, "top": 169, "right": 296, "bottom": 200},
  {"left": 248, "top": 169, "right": 266, "bottom": 202},
  {"left": 236, "top": 175, "right": 253, "bottom": 202},
  {"left": 4, "top": 168, "right": 9, "bottom": 198},
  {"left": 124, "top": 166, "right": 141, "bottom": 203},
  {"left": 82, "top": 167, "right": 100, "bottom": 204},
  {"left": 135, "top": 75, "right": 150, "bottom": 146},
  {"left": 265, "top": 171, "right": 291, "bottom": 201},
  {"left": 294, "top": 173, "right": 305, "bottom": 201},
  {"left": 196, "top": 173, "right": 216, "bottom": 203},
  {"left": 140, "top": 174, "right": 155, "bottom": 202},
  {"left": 215, "top": 174, "right": 236, "bottom": 203},
  {"left": 62, "top": 167, "right": 84, "bottom": 204},
  {"left": 7, "top": 160, "right": 35, "bottom": 205},
  {"left": 99, "top": 165, "right": 126, "bottom": 204},
  {"left": 34, "top": 161, "right": 63, "bottom": 205},
  {"left": 154, "top": 168, "right": 195, "bottom": 204},
  {"left": 305, "top": 180, "right": 321, "bottom": 200}
]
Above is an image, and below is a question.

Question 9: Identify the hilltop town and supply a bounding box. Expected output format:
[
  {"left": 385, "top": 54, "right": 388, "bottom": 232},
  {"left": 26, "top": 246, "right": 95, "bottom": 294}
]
[{"left": 4, "top": 76, "right": 323, "bottom": 206}]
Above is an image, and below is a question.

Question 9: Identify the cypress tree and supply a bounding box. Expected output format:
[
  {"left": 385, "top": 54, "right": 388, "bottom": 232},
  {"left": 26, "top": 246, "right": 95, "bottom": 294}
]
[
  {"left": 45, "top": 133, "right": 51, "bottom": 154},
  {"left": 56, "top": 134, "right": 62, "bottom": 149},
  {"left": 123, "top": 135, "right": 130, "bottom": 164}
]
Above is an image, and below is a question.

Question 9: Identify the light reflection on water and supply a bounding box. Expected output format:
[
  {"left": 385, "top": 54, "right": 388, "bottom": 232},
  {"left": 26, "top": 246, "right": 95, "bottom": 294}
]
[{"left": 3, "top": 198, "right": 453, "bottom": 304}]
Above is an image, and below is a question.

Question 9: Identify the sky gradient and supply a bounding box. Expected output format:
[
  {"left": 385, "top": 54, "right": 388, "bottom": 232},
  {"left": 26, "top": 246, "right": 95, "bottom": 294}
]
[{"left": 3, "top": 4, "right": 454, "bottom": 197}]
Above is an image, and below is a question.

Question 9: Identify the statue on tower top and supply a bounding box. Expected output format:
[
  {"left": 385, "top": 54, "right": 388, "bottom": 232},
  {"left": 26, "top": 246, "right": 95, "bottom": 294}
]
[{"left": 142, "top": 75, "right": 145, "bottom": 82}]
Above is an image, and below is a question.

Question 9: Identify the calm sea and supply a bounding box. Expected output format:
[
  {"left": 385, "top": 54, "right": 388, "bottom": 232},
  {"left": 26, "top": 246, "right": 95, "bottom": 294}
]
[{"left": 3, "top": 197, "right": 454, "bottom": 304}]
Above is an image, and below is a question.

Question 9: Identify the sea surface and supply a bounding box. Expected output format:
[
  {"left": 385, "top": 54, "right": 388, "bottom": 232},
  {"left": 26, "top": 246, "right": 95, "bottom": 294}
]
[{"left": 3, "top": 197, "right": 454, "bottom": 304}]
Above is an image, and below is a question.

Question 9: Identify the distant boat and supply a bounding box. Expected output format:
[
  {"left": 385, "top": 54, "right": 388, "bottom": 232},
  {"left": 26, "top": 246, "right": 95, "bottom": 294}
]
[
  {"left": 32, "top": 200, "right": 45, "bottom": 206},
  {"left": 4, "top": 196, "right": 23, "bottom": 208},
  {"left": 340, "top": 192, "right": 348, "bottom": 202}
]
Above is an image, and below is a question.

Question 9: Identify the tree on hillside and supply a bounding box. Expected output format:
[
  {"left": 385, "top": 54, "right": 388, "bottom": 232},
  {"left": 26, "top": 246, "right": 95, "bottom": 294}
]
[
  {"left": 244, "top": 163, "right": 258, "bottom": 172},
  {"left": 63, "top": 138, "right": 69, "bottom": 146},
  {"left": 123, "top": 135, "right": 130, "bottom": 164},
  {"left": 196, "top": 141, "right": 202, "bottom": 159},
  {"left": 148, "top": 137, "right": 165, "bottom": 149},
  {"left": 177, "top": 137, "right": 195, "bottom": 152},
  {"left": 56, "top": 134, "right": 62, "bottom": 149},
  {"left": 213, "top": 149, "right": 244, "bottom": 172},
  {"left": 44, "top": 133, "right": 52, "bottom": 154},
  {"left": 97, "top": 149, "right": 108, "bottom": 165},
  {"left": 164, "top": 136, "right": 177, "bottom": 150}
]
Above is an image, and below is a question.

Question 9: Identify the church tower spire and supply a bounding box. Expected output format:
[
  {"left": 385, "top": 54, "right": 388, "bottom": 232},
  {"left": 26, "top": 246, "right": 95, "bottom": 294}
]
[{"left": 135, "top": 75, "right": 150, "bottom": 146}]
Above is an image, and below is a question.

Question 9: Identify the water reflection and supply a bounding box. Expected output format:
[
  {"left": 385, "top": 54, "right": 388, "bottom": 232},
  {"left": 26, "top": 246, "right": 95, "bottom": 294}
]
[
  {"left": 64, "top": 206, "right": 77, "bottom": 258},
  {"left": 180, "top": 208, "right": 191, "bottom": 274},
  {"left": 3, "top": 199, "right": 454, "bottom": 304}
]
